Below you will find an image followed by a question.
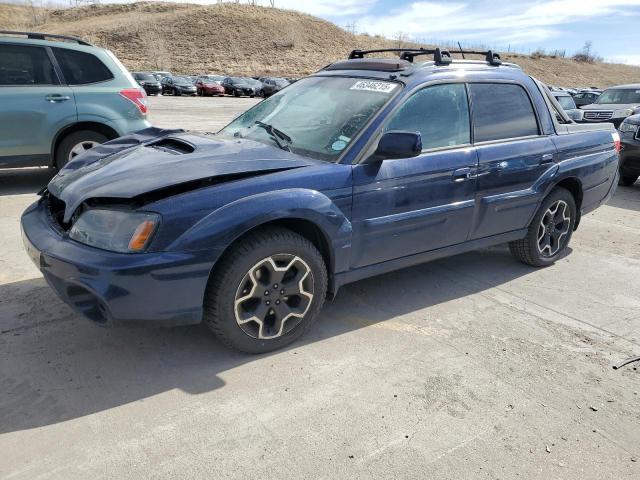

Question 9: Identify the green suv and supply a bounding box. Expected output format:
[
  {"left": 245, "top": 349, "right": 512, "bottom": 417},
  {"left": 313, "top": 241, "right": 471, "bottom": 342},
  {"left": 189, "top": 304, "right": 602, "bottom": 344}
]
[{"left": 0, "top": 31, "right": 150, "bottom": 169}]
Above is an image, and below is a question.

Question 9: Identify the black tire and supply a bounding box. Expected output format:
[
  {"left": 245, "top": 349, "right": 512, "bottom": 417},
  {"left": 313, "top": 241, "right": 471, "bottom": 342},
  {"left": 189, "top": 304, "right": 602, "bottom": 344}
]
[
  {"left": 234, "top": 89, "right": 240, "bottom": 97},
  {"left": 173, "top": 88, "right": 180, "bottom": 96},
  {"left": 55, "top": 130, "right": 107, "bottom": 170},
  {"left": 508, "top": 187, "right": 576, "bottom": 267},
  {"left": 260, "top": 90, "right": 265, "bottom": 97},
  {"left": 620, "top": 175, "right": 638, "bottom": 186},
  {"left": 203, "top": 227, "right": 327, "bottom": 354}
]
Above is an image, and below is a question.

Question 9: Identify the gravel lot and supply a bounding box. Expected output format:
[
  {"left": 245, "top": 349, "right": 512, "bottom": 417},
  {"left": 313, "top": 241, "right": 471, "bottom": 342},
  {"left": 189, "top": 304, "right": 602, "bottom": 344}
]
[{"left": 1, "top": 95, "right": 640, "bottom": 479}]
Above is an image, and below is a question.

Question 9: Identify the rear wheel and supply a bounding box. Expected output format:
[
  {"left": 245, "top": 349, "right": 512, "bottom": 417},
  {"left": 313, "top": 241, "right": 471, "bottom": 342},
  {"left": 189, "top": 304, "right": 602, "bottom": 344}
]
[
  {"left": 55, "top": 130, "right": 107, "bottom": 170},
  {"left": 234, "top": 89, "right": 241, "bottom": 97},
  {"left": 203, "top": 227, "right": 327, "bottom": 354},
  {"left": 509, "top": 187, "right": 576, "bottom": 267},
  {"left": 620, "top": 175, "right": 638, "bottom": 186}
]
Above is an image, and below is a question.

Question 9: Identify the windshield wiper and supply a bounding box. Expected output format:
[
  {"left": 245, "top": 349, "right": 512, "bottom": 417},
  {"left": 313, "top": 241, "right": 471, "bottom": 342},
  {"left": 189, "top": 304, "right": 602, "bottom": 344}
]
[{"left": 255, "top": 121, "right": 292, "bottom": 152}]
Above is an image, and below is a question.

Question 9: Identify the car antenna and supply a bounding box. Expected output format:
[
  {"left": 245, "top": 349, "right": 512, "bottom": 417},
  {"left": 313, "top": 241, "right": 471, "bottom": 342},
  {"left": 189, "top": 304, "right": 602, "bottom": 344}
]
[{"left": 457, "top": 42, "right": 466, "bottom": 59}]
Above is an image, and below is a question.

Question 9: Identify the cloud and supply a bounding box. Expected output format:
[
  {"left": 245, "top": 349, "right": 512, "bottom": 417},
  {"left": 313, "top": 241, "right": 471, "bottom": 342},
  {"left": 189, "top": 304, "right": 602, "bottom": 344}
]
[
  {"left": 610, "top": 54, "right": 640, "bottom": 66},
  {"left": 357, "top": 0, "right": 640, "bottom": 44},
  {"left": 270, "top": 0, "right": 375, "bottom": 16}
]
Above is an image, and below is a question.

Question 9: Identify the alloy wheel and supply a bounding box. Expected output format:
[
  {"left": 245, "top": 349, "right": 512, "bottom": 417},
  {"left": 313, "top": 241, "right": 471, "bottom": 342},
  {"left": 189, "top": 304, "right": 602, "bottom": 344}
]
[
  {"left": 537, "top": 200, "right": 571, "bottom": 257},
  {"left": 68, "top": 140, "right": 100, "bottom": 162},
  {"left": 234, "top": 254, "right": 314, "bottom": 340}
]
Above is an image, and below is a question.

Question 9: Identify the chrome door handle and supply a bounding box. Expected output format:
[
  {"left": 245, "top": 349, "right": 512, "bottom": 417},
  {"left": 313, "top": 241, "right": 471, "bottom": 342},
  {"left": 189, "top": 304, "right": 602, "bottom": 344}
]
[
  {"left": 452, "top": 167, "right": 471, "bottom": 182},
  {"left": 540, "top": 153, "right": 554, "bottom": 164},
  {"left": 45, "top": 94, "right": 71, "bottom": 103}
]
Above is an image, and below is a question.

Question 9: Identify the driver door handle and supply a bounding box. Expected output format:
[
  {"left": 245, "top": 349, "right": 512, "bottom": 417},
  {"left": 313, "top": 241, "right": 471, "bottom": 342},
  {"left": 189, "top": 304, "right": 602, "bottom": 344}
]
[
  {"left": 452, "top": 167, "right": 471, "bottom": 182},
  {"left": 45, "top": 94, "right": 71, "bottom": 103},
  {"left": 540, "top": 153, "right": 554, "bottom": 164}
]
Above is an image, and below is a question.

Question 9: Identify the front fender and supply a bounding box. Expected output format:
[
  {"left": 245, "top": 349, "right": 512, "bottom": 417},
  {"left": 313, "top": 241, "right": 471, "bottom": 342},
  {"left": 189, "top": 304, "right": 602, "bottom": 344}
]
[{"left": 169, "top": 188, "right": 353, "bottom": 275}]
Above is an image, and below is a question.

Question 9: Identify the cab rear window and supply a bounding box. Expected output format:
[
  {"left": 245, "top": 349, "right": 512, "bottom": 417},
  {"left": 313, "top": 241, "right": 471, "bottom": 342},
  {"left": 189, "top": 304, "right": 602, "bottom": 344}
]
[{"left": 52, "top": 48, "right": 114, "bottom": 85}]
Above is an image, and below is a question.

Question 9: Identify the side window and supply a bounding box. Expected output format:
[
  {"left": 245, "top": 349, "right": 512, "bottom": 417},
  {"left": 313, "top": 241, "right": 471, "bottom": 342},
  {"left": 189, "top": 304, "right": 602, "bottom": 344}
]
[
  {"left": 469, "top": 83, "right": 539, "bottom": 142},
  {"left": 0, "top": 44, "right": 58, "bottom": 86},
  {"left": 385, "top": 83, "right": 470, "bottom": 150},
  {"left": 52, "top": 48, "right": 113, "bottom": 85}
]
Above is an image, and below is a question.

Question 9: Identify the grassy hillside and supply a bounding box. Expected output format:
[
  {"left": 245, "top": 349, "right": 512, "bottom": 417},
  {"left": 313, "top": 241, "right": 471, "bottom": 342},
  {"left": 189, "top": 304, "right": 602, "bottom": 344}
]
[{"left": 1, "top": 1, "right": 639, "bottom": 87}]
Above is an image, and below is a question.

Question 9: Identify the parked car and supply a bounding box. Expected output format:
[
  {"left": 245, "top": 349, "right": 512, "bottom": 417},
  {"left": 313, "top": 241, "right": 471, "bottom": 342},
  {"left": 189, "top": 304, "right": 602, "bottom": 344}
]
[
  {"left": 573, "top": 90, "right": 600, "bottom": 107},
  {"left": 618, "top": 114, "right": 640, "bottom": 186},
  {"left": 133, "top": 72, "right": 162, "bottom": 96},
  {"left": 551, "top": 91, "right": 582, "bottom": 121},
  {"left": 21, "top": 48, "right": 620, "bottom": 353},
  {"left": 152, "top": 70, "right": 172, "bottom": 81},
  {"left": 195, "top": 75, "right": 225, "bottom": 96},
  {"left": 221, "top": 77, "right": 256, "bottom": 97},
  {"left": 0, "top": 31, "right": 149, "bottom": 170},
  {"left": 259, "top": 77, "right": 290, "bottom": 97},
  {"left": 161, "top": 75, "right": 197, "bottom": 96},
  {"left": 581, "top": 84, "right": 640, "bottom": 127}
]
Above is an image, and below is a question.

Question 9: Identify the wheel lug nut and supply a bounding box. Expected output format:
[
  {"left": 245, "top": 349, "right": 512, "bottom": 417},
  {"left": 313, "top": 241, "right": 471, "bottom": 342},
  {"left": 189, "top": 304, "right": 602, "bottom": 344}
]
[
  {"left": 266, "top": 300, "right": 270, "bottom": 305},
  {"left": 280, "top": 289, "right": 285, "bottom": 295},
  {"left": 273, "top": 284, "right": 279, "bottom": 289},
  {"left": 264, "top": 290, "right": 269, "bottom": 296},
  {"left": 275, "top": 300, "right": 281, "bottom": 305}
]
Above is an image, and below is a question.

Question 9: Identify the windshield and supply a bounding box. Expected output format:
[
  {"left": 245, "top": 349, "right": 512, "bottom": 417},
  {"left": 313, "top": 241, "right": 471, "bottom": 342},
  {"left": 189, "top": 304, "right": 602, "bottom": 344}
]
[
  {"left": 174, "top": 76, "right": 192, "bottom": 85},
  {"left": 230, "top": 77, "right": 247, "bottom": 84},
  {"left": 202, "top": 76, "right": 222, "bottom": 83},
  {"left": 136, "top": 74, "right": 156, "bottom": 82},
  {"left": 596, "top": 88, "right": 640, "bottom": 104},
  {"left": 555, "top": 96, "right": 576, "bottom": 110},
  {"left": 219, "top": 76, "right": 400, "bottom": 161}
]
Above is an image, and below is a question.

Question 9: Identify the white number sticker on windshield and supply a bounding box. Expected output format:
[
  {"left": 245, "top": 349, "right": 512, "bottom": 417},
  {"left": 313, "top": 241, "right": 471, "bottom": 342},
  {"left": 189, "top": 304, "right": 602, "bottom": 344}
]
[{"left": 350, "top": 80, "right": 398, "bottom": 93}]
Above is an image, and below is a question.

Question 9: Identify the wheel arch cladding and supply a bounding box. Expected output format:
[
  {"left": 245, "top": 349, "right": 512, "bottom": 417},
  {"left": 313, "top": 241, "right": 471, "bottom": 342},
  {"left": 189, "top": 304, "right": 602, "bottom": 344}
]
[
  {"left": 169, "top": 188, "right": 353, "bottom": 294},
  {"left": 52, "top": 122, "right": 119, "bottom": 165},
  {"left": 554, "top": 177, "right": 583, "bottom": 229}
]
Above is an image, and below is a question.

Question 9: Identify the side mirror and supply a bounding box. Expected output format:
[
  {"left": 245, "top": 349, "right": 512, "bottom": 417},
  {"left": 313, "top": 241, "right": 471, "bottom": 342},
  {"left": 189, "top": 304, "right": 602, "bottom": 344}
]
[
  {"left": 566, "top": 109, "right": 583, "bottom": 122},
  {"left": 366, "top": 131, "right": 422, "bottom": 163}
]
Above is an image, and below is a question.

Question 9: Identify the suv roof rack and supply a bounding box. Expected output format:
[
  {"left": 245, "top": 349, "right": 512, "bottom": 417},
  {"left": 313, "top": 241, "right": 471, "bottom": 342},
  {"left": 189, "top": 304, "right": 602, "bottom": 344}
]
[
  {"left": 0, "top": 30, "right": 93, "bottom": 46},
  {"left": 348, "top": 47, "right": 502, "bottom": 66}
]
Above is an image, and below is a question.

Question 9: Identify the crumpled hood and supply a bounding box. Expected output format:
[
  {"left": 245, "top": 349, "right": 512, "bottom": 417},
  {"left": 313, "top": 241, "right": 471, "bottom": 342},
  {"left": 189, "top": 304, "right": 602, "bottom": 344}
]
[{"left": 48, "top": 127, "right": 318, "bottom": 222}]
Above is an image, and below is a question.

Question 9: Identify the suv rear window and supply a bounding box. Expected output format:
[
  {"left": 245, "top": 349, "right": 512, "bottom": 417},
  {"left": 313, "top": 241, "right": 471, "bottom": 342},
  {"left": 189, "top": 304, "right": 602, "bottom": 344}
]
[
  {"left": 470, "top": 83, "right": 539, "bottom": 142},
  {"left": 52, "top": 48, "right": 113, "bottom": 85},
  {"left": 0, "top": 44, "right": 58, "bottom": 86}
]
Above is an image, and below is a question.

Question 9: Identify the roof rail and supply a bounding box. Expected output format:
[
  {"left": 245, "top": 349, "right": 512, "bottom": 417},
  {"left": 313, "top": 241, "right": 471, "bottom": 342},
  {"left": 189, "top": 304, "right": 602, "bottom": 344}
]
[
  {"left": 348, "top": 47, "right": 502, "bottom": 66},
  {"left": 0, "top": 30, "right": 93, "bottom": 46}
]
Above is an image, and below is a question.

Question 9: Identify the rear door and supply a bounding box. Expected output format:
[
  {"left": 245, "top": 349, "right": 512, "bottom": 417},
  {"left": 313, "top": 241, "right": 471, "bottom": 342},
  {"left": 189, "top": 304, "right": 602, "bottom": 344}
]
[
  {"left": 468, "top": 82, "right": 557, "bottom": 239},
  {"left": 350, "top": 83, "right": 478, "bottom": 268},
  {"left": 0, "top": 43, "right": 76, "bottom": 167}
]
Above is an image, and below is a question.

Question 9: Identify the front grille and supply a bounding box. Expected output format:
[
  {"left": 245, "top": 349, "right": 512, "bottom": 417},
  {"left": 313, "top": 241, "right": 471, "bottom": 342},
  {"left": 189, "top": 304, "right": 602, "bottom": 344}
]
[{"left": 583, "top": 111, "right": 613, "bottom": 121}]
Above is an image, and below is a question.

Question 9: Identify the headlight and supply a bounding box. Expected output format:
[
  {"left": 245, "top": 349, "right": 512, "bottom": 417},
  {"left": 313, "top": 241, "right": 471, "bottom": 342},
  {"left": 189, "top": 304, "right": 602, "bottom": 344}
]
[
  {"left": 69, "top": 209, "right": 160, "bottom": 253},
  {"left": 615, "top": 108, "right": 634, "bottom": 117},
  {"left": 619, "top": 122, "right": 639, "bottom": 134}
]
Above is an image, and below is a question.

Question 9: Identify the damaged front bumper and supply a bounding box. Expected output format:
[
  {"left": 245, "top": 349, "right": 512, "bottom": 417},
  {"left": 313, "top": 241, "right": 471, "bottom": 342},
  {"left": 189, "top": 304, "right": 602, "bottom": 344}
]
[{"left": 20, "top": 198, "right": 218, "bottom": 327}]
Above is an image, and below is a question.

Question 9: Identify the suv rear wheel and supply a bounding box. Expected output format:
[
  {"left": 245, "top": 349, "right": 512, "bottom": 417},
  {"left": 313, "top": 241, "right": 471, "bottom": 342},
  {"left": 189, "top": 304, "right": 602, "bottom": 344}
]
[
  {"left": 620, "top": 175, "right": 638, "bottom": 187},
  {"left": 55, "top": 130, "right": 107, "bottom": 170},
  {"left": 203, "top": 227, "right": 327, "bottom": 353},
  {"left": 509, "top": 187, "right": 576, "bottom": 267}
]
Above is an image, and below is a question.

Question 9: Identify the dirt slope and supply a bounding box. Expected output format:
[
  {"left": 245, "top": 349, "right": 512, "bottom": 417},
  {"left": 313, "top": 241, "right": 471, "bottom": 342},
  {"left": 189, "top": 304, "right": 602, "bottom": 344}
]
[{"left": 1, "top": 1, "right": 639, "bottom": 87}]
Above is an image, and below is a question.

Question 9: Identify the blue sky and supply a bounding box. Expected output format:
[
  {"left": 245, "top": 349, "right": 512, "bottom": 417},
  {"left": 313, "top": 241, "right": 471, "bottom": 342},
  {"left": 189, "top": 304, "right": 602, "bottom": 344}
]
[{"left": 36, "top": 0, "right": 640, "bottom": 64}]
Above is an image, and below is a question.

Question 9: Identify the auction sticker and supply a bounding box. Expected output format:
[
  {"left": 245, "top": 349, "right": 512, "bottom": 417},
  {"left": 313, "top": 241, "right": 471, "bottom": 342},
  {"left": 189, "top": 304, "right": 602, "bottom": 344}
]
[{"left": 350, "top": 80, "right": 398, "bottom": 93}]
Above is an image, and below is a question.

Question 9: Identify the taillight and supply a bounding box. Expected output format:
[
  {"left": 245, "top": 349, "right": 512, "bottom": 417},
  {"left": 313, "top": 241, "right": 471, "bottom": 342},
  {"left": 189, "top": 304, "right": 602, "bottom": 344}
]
[
  {"left": 612, "top": 131, "right": 621, "bottom": 153},
  {"left": 120, "top": 88, "right": 148, "bottom": 115}
]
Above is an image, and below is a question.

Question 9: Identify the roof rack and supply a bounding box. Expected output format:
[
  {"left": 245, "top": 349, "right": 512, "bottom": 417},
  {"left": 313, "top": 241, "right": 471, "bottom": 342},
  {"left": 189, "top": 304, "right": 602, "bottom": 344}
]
[
  {"left": 0, "top": 30, "right": 93, "bottom": 46},
  {"left": 348, "top": 47, "right": 502, "bottom": 66}
]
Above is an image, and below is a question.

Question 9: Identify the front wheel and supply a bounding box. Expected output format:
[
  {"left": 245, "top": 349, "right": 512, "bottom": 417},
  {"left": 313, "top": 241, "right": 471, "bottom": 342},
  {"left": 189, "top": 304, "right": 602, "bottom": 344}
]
[
  {"left": 203, "top": 228, "right": 327, "bottom": 354},
  {"left": 509, "top": 187, "right": 576, "bottom": 267}
]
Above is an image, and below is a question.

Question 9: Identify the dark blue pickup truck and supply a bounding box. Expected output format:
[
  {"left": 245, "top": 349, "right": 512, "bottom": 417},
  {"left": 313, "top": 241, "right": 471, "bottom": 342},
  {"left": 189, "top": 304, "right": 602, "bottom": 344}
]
[{"left": 21, "top": 48, "right": 620, "bottom": 353}]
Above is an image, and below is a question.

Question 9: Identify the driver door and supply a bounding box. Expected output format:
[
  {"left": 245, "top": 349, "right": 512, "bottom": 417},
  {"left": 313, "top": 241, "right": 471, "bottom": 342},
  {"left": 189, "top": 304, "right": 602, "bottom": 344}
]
[{"left": 350, "top": 83, "right": 478, "bottom": 268}]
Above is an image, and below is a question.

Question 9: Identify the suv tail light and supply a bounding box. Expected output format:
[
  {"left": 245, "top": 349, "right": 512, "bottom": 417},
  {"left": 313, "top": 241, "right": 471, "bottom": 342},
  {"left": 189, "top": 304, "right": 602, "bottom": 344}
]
[
  {"left": 612, "top": 131, "right": 621, "bottom": 153},
  {"left": 120, "top": 88, "right": 148, "bottom": 115}
]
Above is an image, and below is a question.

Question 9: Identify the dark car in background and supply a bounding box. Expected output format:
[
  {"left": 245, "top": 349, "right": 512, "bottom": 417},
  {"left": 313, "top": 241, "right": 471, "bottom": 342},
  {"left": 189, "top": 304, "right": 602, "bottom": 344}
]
[
  {"left": 151, "top": 70, "right": 172, "bottom": 81},
  {"left": 161, "top": 75, "right": 197, "bottom": 96},
  {"left": 259, "top": 77, "right": 290, "bottom": 97},
  {"left": 195, "top": 75, "right": 225, "bottom": 96},
  {"left": 581, "top": 84, "right": 640, "bottom": 127},
  {"left": 133, "top": 72, "right": 162, "bottom": 96},
  {"left": 573, "top": 90, "right": 600, "bottom": 107},
  {"left": 618, "top": 114, "right": 640, "bottom": 186},
  {"left": 222, "top": 77, "right": 256, "bottom": 97}
]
